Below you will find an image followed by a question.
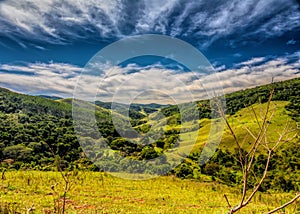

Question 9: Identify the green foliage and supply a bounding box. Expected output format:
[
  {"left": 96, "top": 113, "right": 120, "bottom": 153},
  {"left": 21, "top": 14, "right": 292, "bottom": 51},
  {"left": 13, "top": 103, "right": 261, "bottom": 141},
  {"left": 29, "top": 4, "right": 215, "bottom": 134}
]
[
  {"left": 109, "top": 138, "right": 143, "bottom": 157},
  {"left": 225, "top": 77, "right": 300, "bottom": 115},
  {"left": 2, "top": 144, "right": 32, "bottom": 161},
  {"left": 140, "top": 146, "right": 159, "bottom": 159},
  {"left": 0, "top": 78, "right": 299, "bottom": 193},
  {"left": 159, "top": 78, "right": 300, "bottom": 123},
  {"left": 174, "top": 143, "right": 300, "bottom": 192},
  {"left": 286, "top": 96, "right": 300, "bottom": 121}
]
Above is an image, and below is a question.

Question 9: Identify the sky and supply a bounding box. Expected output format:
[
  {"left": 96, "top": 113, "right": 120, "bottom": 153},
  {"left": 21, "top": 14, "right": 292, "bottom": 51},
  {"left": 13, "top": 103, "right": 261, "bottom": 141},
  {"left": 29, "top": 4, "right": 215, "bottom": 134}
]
[{"left": 0, "top": 0, "right": 299, "bottom": 103}]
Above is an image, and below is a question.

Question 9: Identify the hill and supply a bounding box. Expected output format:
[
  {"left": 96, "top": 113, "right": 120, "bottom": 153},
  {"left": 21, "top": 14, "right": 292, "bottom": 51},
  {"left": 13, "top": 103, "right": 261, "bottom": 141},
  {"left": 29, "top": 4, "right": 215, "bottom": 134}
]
[
  {"left": 94, "top": 100, "right": 168, "bottom": 121},
  {"left": 38, "top": 95, "right": 63, "bottom": 100},
  {"left": 0, "top": 78, "right": 299, "bottom": 191}
]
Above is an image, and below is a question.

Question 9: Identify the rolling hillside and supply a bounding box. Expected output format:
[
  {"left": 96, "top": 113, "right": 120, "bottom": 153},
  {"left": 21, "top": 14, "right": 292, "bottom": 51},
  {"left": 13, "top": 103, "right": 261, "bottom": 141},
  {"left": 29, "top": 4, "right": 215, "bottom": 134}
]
[{"left": 0, "top": 78, "right": 299, "bottom": 191}]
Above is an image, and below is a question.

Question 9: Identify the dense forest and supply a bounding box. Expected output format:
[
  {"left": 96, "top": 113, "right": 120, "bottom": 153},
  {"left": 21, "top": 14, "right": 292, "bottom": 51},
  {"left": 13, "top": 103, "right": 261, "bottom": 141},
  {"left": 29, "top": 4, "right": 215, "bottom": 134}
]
[{"left": 0, "top": 78, "right": 299, "bottom": 192}]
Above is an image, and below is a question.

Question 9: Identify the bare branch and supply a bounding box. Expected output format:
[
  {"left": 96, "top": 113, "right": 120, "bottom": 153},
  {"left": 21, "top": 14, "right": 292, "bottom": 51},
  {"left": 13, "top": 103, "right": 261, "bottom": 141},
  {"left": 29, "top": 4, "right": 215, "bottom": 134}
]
[
  {"left": 224, "top": 194, "right": 231, "bottom": 208},
  {"left": 246, "top": 90, "right": 275, "bottom": 158},
  {"left": 44, "top": 141, "right": 70, "bottom": 214},
  {"left": 250, "top": 105, "right": 262, "bottom": 130},
  {"left": 243, "top": 150, "right": 272, "bottom": 208},
  {"left": 215, "top": 97, "right": 245, "bottom": 171},
  {"left": 265, "top": 193, "right": 300, "bottom": 214},
  {"left": 224, "top": 85, "right": 299, "bottom": 213}
]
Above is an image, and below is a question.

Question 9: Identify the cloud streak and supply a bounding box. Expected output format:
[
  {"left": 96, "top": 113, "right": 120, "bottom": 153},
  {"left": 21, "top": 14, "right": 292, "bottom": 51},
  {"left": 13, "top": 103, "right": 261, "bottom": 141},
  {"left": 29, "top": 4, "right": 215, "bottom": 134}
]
[
  {"left": 0, "top": 0, "right": 299, "bottom": 48},
  {"left": 0, "top": 52, "right": 299, "bottom": 103},
  {"left": 0, "top": 62, "right": 83, "bottom": 96},
  {"left": 236, "top": 57, "right": 266, "bottom": 67},
  {"left": 212, "top": 56, "right": 300, "bottom": 94}
]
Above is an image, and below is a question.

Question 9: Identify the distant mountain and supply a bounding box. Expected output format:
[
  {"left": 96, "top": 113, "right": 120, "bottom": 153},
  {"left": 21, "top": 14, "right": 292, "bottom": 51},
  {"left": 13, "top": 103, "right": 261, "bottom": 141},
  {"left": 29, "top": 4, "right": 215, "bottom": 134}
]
[
  {"left": 94, "top": 100, "right": 169, "bottom": 120},
  {"left": 38, "top": 95, "right": 63, "bottom": 100},
  {"left": 0, "top": 77, "right": 299, "bottom": 191}
]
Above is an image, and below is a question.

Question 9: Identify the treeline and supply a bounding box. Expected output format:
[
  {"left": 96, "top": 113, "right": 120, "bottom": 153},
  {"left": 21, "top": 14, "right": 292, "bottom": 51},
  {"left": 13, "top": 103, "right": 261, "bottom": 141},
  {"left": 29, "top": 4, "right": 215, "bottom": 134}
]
[
  {"left": 0, "top": 88, "right": 178, "bottom": 170},
  {"left": 0, "top": 78, "right": 299, "bottom": 192},
  {"left": 226, "top": 77, "right": 300, "bottom": 116},
  {"left": 160, "top": 77, "right": 300, "bottom": 120},
  {"left": 173, "top": 145, "right": 299, "bottom": 192}
]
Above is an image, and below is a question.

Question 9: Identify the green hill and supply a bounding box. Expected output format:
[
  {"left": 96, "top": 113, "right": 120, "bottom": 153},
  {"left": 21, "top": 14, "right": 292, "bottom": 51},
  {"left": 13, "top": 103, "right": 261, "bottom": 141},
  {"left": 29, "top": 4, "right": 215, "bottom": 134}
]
[{"left": 0, "top": 78, "right": 299, "bottom": 191}]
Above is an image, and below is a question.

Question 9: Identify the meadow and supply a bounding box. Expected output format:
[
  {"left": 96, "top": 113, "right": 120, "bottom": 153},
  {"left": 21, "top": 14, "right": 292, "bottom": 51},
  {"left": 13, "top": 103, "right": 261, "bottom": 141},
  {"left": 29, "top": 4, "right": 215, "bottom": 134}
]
[
  {"left": 0, "top": 171, "right": 298, "bottom": 213},
  {"left": 0, "top": 79, "right": 299, "bottom": 213}
]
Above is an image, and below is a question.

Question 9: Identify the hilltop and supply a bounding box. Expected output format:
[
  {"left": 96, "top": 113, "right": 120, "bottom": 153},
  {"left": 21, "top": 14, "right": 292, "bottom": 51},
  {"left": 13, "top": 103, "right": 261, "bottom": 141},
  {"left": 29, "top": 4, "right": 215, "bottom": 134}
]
[{"left": 0, "top": 78, "right": 299, "bottom": 191}]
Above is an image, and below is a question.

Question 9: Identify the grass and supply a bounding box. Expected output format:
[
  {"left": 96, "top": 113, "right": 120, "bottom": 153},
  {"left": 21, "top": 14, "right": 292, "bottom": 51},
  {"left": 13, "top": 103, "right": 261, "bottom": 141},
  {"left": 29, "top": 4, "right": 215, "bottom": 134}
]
[
  {"left": 175, "top": 101, "right": 299, "bottom": 153},
  {"left": 1, "top": 102, "right": 298, "bottom": 213},
  {"left": 0, "top": 171, "right": 298, "bottom": 213},
  {"left": 136, "top": 101, "right": 297, "bottom": 155}
]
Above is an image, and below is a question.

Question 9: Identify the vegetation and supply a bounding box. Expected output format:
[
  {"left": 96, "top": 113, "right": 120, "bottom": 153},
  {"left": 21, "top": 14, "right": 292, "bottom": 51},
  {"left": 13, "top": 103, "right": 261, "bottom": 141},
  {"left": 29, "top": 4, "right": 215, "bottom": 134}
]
[
  {"left": 0, "top": 78, "right": 299, "bottom": 212},
  {"left": 216, "top": 89, "right": 299, "bottom": 213},
  {"left": 0, "top": 171, "right": 299, "bottom": 213}
]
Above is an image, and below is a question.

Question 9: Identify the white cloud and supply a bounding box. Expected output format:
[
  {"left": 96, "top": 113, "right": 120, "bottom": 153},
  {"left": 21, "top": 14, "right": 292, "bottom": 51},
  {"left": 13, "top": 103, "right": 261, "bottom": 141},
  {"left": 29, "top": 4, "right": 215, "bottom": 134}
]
[
  {"left": 0, "top": 62, "right": 82, "bottom": 77},
  {"left": 236, "top": 57, "right": 266, "bottom": 66},
  {"left": 0, "top": 0, "right": 123, "bottom": 45},
  {"left": 135, "top": 0, "right": 179, "bottom": 34},
  {"left": 0, "top": 0, "right": 299, "bottom": 47},
  {"left": 0, "top": 52, "right": 299, "bottom": 103},
  {"left": 287, "top": 39, "right": 297, "bottom": 45},
  {"left": 205, "top": 57, "right": 300, "bottom": 95},
  {"left": 0, "top": 62, "right": 83, "bottom": 96},
  {"left": 160, "top": 0, "right": 300, "bottom": 47}
]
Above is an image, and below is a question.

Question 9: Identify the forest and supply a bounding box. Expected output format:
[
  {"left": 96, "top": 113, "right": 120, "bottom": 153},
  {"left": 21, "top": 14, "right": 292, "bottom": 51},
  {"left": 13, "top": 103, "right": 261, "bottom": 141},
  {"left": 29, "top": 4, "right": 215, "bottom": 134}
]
[{"left": 0, "top": 77, "right": 299, "bottom": 194}]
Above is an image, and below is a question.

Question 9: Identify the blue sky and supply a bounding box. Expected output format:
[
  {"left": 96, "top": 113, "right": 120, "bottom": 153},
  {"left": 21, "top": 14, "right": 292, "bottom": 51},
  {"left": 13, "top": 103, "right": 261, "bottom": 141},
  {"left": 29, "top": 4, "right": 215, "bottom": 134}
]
[{"left": 0, "top": 0, "right": 299, "bottom": 102}]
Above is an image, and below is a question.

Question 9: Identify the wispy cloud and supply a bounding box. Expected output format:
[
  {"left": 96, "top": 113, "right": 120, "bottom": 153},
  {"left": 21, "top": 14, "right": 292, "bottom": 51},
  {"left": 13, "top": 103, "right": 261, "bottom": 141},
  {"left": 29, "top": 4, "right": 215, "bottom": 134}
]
[
  {"left": 287, "top": 39, "right": 297, "bottom": 45},
  {"left": 0, "top": 62, "right": 83, "bottom": 96},
  {"left": 0, "top": 0, "right": 123, "bottom": 45},
  {"left": 233, "top": 53, "right": 242, "bottom": 58},
  {"left": 0, "top": 0, "right": 299, "bottom": 48},
  {"left": 0, "top": 52, "right": 299, "bottom": 103},
  {"left": 0, "top": 62, "right": 82, "bottom": 77},
  {"left": 236, "top": 57, "right": 266, "bottom": 67},
  {"left": 209, "top": 54, "right": 300, "bottom": 94}
]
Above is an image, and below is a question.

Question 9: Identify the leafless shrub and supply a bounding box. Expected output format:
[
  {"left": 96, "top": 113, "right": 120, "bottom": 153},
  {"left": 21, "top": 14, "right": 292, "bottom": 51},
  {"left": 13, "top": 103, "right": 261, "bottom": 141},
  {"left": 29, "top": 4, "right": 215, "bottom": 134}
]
[
  {"left": 215, "top": 88, "right": 299, "bottom": 213},
  {"left": 45, "top": 143, "right": 71, "bottom": 214}
]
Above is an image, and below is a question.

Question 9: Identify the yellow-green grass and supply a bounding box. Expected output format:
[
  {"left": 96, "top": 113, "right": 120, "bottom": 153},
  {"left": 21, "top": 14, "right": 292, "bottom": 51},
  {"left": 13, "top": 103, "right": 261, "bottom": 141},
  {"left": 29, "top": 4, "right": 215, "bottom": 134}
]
[
  {"left": 219, "top": 101, "right": 298, "bottom": 152},
  {"left": 175, "top": 101, "right": 298, "bottom": 153},
  {"left": 0, "top": 171, "right": 298, "bottom": 213}
]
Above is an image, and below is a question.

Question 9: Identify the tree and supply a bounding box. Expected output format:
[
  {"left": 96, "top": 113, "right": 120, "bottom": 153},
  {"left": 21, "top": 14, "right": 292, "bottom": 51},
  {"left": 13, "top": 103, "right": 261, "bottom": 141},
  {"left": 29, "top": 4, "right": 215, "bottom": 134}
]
[
  {"left": 141, "top": 146, "right": 159, "bottom": 159},
  {"left": 3, "top": 144, "right": 32, "bottom": 162},
  {"left": 215, "top": 88, "right": 299, "bottom": 213}
]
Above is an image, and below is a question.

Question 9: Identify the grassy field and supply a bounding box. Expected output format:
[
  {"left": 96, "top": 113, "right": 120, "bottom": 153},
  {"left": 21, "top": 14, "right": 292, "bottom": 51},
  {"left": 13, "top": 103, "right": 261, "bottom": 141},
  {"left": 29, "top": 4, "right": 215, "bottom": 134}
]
[
  {"left": 0, "top": 171, "right": 298, "bottom": 213},
  {"left": 177, "top": 101, "right": 299, "bottom": 153}
]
